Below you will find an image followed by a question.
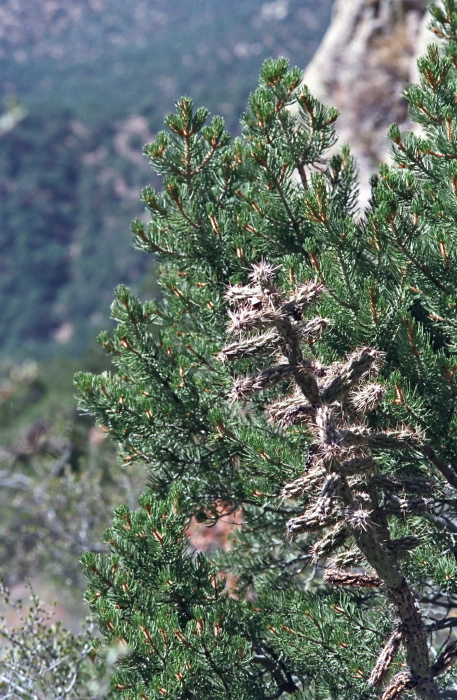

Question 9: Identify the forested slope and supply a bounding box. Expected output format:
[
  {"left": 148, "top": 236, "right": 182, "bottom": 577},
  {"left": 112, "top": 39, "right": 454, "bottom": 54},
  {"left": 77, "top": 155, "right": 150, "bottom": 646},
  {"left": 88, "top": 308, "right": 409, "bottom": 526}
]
[{"left": 0, "top": 0, "right": 334, "bottom": 357}]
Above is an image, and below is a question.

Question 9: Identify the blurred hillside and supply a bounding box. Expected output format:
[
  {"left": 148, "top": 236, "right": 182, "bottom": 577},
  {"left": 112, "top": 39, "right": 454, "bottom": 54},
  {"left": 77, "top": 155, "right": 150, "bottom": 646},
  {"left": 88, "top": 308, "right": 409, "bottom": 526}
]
[{"left": 0, "top": 1, "right": 334, "bottom": 357}]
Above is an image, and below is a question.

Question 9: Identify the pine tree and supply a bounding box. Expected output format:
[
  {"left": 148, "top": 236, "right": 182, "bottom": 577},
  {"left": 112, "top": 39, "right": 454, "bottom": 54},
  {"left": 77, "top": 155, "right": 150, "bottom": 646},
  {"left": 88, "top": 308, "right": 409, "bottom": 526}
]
[{"left": 76, "top": 2, "right": 457, "bottom": 698}]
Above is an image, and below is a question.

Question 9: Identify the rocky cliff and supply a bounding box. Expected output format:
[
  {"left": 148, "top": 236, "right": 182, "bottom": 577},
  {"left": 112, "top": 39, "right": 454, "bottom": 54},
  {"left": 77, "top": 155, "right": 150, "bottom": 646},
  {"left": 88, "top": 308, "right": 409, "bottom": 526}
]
[{"left": 302, "top": 0, "right": 433, "bottom": 205}]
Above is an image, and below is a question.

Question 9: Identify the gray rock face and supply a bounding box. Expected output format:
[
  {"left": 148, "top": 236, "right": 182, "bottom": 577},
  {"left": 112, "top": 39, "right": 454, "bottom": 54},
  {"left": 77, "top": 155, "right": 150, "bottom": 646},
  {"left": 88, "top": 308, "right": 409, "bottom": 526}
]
[{"left": 302, "top": 0, "right": 433, "bottom": 205}]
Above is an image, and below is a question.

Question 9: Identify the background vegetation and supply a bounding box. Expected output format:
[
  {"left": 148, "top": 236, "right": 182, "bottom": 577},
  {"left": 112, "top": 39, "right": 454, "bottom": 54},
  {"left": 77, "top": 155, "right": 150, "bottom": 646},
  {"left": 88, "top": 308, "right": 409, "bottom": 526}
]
[{"left": 0, "top": 0, "right": 334, "bottom": 358}]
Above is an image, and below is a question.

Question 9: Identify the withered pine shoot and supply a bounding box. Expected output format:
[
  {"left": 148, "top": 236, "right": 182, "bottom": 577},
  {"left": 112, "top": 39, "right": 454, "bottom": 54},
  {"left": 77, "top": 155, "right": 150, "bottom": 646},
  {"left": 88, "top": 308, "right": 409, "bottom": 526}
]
[{"left": 76, "top": 2, "right": 457, "bottom": 698}]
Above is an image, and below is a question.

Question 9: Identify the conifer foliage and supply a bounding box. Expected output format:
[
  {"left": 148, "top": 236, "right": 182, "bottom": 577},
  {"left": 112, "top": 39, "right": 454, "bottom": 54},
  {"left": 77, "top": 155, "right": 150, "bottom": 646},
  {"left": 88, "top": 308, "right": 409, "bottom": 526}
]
[{"left": 76, "top": 2, "right": 457, "bottom": 697}]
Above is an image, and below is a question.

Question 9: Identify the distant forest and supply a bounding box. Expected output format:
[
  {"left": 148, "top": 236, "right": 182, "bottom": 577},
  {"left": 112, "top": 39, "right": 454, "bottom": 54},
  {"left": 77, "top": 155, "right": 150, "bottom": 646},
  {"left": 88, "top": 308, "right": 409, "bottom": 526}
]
[{"left": 0, "top": 0, "right": 334, "bottom": 358}]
